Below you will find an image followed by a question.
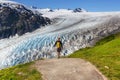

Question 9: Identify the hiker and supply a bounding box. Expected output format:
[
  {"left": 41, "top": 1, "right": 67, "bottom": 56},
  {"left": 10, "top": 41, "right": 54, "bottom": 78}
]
[{"left": 54, "top": 37, "right": 63, "bottom": 58}]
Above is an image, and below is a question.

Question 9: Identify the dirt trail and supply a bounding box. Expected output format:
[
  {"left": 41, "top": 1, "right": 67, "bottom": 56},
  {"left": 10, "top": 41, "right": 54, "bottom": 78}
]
[{"left": 34, "top": 58, "right": 107, "bottom": 80}]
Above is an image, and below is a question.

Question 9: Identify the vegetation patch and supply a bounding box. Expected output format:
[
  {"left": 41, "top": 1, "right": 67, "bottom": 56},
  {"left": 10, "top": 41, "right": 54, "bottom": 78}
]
[
  {"left": 0, "top": 62, "right": 42, "bottom": 80},
  {"left": 68, "top": 33, "right": 120, "bottom": 80}
]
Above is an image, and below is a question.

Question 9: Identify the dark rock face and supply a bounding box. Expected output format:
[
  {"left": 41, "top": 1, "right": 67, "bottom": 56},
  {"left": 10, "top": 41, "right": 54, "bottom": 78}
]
[
  {"left": 49, "top": 9, "right": 54, "bottom": 12},
  {"left": 73, "top": 8, "right": 83, "bottom": 12},
  {"left": 0, "top": 3, "right": 51, "bottom": 39}
]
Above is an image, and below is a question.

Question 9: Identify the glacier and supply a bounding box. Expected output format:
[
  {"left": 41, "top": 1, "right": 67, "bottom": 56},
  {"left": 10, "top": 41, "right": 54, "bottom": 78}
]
[{"left": 1, "top": 8, "right": 120, "bottom": 69}]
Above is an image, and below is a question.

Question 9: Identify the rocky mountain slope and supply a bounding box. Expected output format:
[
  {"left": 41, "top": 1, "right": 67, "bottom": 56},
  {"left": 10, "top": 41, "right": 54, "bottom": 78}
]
[{"left": 0, "top": 1, "right": 51, "bottom": 39}]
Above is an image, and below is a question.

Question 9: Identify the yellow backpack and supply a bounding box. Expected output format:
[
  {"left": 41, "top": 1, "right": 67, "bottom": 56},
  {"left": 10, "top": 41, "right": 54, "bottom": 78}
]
[{"left": 56, "top": 41, "right": 61, "bottom": 48}]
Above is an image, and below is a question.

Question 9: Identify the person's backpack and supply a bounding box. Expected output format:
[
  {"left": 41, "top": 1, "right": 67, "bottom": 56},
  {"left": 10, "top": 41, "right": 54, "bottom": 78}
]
[{"left": 56, "top": 41, "right": 61, "bottom": 48}]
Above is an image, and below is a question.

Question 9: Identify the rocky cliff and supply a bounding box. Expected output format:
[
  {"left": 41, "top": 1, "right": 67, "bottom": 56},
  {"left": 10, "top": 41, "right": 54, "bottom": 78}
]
[{"left": 0, "top": 1, "right": 51, "bottom": 39}]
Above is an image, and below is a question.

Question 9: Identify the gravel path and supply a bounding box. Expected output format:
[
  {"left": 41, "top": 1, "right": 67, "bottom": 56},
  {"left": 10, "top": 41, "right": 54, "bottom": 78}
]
[{"left": 34, "top": 58, "right": 107, "bottom": 80}]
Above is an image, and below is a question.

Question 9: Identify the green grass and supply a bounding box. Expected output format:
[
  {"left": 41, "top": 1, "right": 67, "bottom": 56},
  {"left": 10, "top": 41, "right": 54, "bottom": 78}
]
[
  {"left": 0, "top": 62, "right": 42, "bottom": 80},
  {"left": 68, "top": 33, "right": 120, "bottom": 80}
]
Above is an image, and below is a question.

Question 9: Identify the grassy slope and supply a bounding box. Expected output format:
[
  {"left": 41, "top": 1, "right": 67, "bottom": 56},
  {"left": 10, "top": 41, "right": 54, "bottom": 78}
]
[
  {"left": 68, "top": 33, "right": 120, "bottom": 80},
  {"left": 0, "top": 62, "right": 42, "bottom": 80}
]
